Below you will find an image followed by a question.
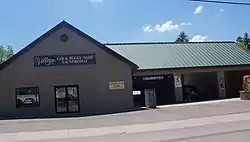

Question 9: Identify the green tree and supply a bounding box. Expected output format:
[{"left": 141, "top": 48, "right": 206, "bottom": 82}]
[
  {"left": 176, "top": 31, "right": 189, "bottom": 43},
  {"left": 236, "top": 32, "right": 250, "bottom": 50},
  {"left": 236, "top": 36, "right": 243, "bottom": 42},
  {"left": 243, "top": 32, "right": 250, "bottom": 46},
  {"left": 0, "top": 45, "right": 14, "bottom": 64}
]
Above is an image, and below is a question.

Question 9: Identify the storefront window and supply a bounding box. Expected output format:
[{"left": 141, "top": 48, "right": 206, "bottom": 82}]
[
  {"left": 16, "top": 87, "right": 40, "bottom": 108},
  {"left": 55, "top": 85, "right": 80, "bottom": 113}
]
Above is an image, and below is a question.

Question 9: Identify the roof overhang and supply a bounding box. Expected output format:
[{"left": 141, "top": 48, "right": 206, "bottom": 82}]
[{"left": 133, "top": 64, "right": 250, "bottom": 76}]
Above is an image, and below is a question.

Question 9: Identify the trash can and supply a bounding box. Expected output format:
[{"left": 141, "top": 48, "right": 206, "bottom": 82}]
[{"left": 144, "top": 89, "right": 157, "bottom": 109}]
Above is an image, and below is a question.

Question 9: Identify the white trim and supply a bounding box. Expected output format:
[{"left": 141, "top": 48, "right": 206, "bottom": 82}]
[{"left": 157, "top": 98, "right": 240, "bottom": 108}]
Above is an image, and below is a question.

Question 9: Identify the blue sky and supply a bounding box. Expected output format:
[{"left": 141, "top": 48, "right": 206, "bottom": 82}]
[{"left": 1, "top": 0, "right": 250, "bottom": 52}]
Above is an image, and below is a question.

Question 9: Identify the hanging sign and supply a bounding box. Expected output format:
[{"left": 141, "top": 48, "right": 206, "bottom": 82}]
[{"left": 34, "top": 54, "right": 96, "bottom": 67}]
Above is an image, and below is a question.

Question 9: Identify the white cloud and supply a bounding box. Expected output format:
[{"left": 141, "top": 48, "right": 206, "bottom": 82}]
[
  {"left": 220, "top": 9, "right": 224, "bottom": 12},
  {"left": 190, "top": 35, "right": 208, "bottom": 42},
  {"left": 194, "top": 5, "right": 203, "bottom": 14},
  {"left": 142, "top": 21, "right": 192, "bottom": 33},
  {"left": 143, "top": 25, "right": 153, "bottom": 32},
  {"left": 89, "top": 0, "right": 103, "bottom": 3},
  {"left": 180, "top": 22, "right": 192, "bottom": 26},
  {"left": 155, "top": 21, "right": 179, "bottom": 33}
]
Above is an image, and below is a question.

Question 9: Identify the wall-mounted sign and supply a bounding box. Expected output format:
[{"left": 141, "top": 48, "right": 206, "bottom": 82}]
[
  {"left": 109, "top": 81, "right": 125, "bottom": 90},
  {"left": 219, "top": 77, "right": 225, "bottom": 89},
  {"left": 174, "top": 76, "right": 182, "bottom": 88},
  {"left": 143, "top": 76, "right": 164, "bottom": 81},
  {"left": 34, "top": 54, "right": 96, "bottom": 67}
]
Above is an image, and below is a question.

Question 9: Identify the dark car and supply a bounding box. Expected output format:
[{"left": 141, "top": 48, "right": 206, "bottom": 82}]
[{"left": 183, "top": 85, "right": 201, "bottom": 102}]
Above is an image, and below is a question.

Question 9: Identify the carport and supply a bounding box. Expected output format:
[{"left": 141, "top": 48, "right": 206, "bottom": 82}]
[
  {"left": 183, "top": 72, "right": 219, "bottom": 101},
  {"left": 107, "top": 42, "right": 250, "bottom": 105},
  {"left": 225, "top": 69, "right": 250, "bottom": 98}
]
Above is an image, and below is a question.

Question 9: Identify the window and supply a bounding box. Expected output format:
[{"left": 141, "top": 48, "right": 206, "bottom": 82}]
[
  {"left": 54, "top": 85, "right": 80, "bottom": 113},
  {"left": 16, "top": 87, "right": 40, "bottom": 108}
]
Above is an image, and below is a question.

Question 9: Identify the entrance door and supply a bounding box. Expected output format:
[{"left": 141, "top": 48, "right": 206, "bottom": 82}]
[{"left": 54, "top": 85, "right": 80, "bottom": 113}]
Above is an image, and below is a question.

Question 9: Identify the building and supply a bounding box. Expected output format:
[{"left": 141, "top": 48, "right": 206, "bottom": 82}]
[
  {"left": 0, "top": 21, "right": 138, "bottom": 119},
  {"left": 1, "top": 21, "right": 250, "bottom": 119},
  {"left": 107, "top": 42, "right": 250, "bottom": 106}
]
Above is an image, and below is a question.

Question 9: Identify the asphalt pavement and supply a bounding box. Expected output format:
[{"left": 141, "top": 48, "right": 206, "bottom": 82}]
[
  {"left": 1, "top": 98, "right": 250, "bottom": 141},
  {"left": 1, "top": 98, "right": 250, "bottom": 133}
]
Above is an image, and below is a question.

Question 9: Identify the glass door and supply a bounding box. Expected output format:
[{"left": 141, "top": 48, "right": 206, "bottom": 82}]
[
  {"left": 55, "top": 85, "right": 80, "bottom": 113},
  {"left": 67, "top": 87, "right": 79, "bottom": 112}
]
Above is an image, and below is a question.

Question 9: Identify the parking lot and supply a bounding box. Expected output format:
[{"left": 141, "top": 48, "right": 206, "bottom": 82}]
[{"left": 0, "top": 98, "right": 249, "bottom": 133}]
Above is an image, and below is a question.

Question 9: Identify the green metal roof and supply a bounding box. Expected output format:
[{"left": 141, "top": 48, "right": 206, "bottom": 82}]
[{"left": 106, "top": 42, "right": 250, "bottom": 70}]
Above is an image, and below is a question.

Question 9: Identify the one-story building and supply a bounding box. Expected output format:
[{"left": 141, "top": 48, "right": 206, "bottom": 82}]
[
  {"left": 107, "top": 42, "right": 250, "bottom": 107},
  {"left": 1, "top": 21, "right": 250, "bottom": 119}
]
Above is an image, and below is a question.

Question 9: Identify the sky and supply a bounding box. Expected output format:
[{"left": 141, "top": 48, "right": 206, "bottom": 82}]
[{"left": 1, "top": 0, "right": 250, "bottom": 52}]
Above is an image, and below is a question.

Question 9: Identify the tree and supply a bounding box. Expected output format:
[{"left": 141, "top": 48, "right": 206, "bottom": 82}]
[
  {"left": 236, "top": 36, "right": 243, "bottom": 42},
  {"left": 243, "top": 32, "right": 250, "bottom": 46},
  {"left": 236, "top": 32, "right": 250, "bottom": 50},
  {"left": 176, "top": 31, "right": 189, "bottom": 43},
  {"left": 0, "top": 45, "right": 14, "bottom": 64}
]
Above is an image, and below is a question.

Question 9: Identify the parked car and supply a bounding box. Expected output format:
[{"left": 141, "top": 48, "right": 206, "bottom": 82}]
[
  {"left": 183, "top": 85, "right": 201, "bottom": 102},
  {"left": 23, "top": 98, "right": 36, "bottom": 105}
]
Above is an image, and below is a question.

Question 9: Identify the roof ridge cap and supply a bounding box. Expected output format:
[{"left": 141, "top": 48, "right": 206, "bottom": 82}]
[{"left": 105, "top": 41, "right": 235, "bottom": 45}]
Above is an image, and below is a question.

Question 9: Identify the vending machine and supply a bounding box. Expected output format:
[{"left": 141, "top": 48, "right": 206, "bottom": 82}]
[{"left": 242, "top": 75, "right": 250, "bottom": 92}]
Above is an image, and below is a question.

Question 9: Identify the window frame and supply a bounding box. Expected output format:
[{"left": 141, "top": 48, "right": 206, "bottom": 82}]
[
  {"left": 54, "top": 85, "right": 80, "bottom": 114},
  {"left": 15, "top": 87, "right": 40, "bottom": 108}
]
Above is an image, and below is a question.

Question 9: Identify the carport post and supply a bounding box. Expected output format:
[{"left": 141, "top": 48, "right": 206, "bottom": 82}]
[
  {"left": 173, "top": 73, "right": 183, "bottom": 102},
  {"left": 217, "top": 71, "right": 226, "bottom": 99}
]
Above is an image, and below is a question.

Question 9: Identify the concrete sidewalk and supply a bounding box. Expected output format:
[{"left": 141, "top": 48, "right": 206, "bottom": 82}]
[
  {"left": 40, "top": 120, "right": 250, "bottom": 142},
  {"left": 1, "top": 99, "right": 250, "bottom": 134},
  {"left": 1, "top": 111, "right": 250, "bottom": 141}
]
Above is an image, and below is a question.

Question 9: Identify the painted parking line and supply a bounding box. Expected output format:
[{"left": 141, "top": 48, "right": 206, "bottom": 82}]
[
  {"left": 0, "top": 111, "right": 250, "bottom": 141},
  {"left": 157, "top": 98, "right": 241, "bottom": 108}
]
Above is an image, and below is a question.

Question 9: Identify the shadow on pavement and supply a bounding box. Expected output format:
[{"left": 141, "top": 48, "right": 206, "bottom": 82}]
[{"left": 0, "top": 107, "right": 148, "bottom": 121}]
